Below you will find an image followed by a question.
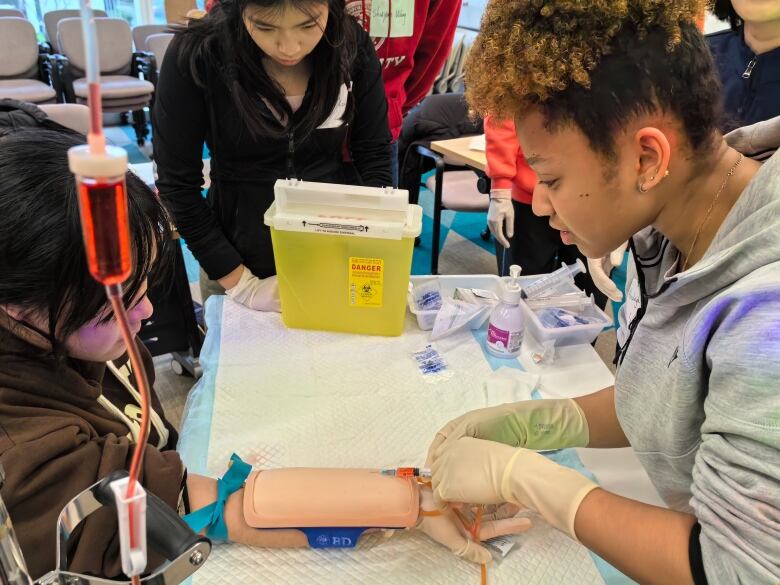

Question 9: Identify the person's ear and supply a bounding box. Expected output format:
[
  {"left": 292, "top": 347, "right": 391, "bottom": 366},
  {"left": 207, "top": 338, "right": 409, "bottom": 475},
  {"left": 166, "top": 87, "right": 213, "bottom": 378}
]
[{"left": 633, "top": 127, "right": 671, "bottom": 193}]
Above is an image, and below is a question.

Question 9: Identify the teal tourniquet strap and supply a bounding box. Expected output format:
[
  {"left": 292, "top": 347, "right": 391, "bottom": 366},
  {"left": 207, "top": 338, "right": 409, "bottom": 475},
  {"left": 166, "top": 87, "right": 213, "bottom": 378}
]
[{"left": 183, "top": 453, "right": 252, "bottom": 540}]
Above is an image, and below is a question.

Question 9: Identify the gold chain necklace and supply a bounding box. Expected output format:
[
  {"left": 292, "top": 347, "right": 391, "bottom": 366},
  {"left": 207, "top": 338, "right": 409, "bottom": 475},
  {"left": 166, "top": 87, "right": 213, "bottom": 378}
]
[{"left": 682, "top": 153, "right": 744, "bottom": 271}]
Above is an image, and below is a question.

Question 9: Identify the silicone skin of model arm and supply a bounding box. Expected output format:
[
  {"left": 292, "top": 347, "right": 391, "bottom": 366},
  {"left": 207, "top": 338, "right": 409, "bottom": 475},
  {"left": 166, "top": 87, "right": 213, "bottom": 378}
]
[{"left": 187, "top": 469, "right": 531, "bottom": 562}]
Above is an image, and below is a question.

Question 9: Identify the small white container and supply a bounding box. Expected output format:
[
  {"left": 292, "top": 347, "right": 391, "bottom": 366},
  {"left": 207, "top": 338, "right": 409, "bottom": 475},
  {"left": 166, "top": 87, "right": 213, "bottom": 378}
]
[
  {"left": 408, "top": 275, "right": 502, "bottom": 330},
  {"left": 408, "top": 273, "right": 612, "bottom": 347},
  {"left": 520, "top": 296, "right": 611, "bottom": 347},
  {"left": 486, "top": 266, "right": 525, "bottom": 358}
]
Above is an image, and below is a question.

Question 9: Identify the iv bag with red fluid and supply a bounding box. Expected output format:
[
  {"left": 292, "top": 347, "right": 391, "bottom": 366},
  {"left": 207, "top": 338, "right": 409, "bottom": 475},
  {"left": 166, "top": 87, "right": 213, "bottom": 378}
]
[
  {"left": 78, "top": 175, "right": 132, "bottom": 285},
  {"left": 69, "top": 145, "right": 132, "bottom": 286}
]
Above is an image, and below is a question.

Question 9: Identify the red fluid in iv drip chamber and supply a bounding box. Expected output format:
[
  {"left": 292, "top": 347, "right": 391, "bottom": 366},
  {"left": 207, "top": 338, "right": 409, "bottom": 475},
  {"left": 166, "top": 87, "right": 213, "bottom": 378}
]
[{"left": 78, "top": 176, "right": 132, "bottom": 285}]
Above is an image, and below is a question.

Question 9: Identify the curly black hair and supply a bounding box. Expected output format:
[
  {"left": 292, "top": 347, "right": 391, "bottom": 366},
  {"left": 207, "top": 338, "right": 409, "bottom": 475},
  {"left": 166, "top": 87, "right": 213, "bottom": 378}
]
[{"left": 466, "top": 1, "right": 722, "bottom": 160}]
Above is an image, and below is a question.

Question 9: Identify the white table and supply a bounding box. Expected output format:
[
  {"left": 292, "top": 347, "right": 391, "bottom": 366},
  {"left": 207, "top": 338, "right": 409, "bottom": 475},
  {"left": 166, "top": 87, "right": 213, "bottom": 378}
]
[{"left": 178, "top": 294, "right": 661, "bottom": 585}]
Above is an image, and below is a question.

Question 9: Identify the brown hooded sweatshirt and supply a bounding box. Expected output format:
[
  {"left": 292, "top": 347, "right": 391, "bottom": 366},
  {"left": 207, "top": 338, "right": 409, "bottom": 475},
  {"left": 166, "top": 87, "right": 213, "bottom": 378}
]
[{"left": 0, "top": 310, "right": 186, "bottom": 580}]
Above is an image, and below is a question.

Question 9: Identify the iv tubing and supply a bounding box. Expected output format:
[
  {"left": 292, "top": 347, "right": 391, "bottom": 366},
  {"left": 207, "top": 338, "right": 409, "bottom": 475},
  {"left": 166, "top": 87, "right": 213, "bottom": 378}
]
[
  {"left": 77, "top": 0, "right": 106, "bottom": 154},
  {"left": 76, "top": 0, "right": 149, "bottom": 577},
  {"left": 416, "top": 478, "right": 486, "bottom": 585},
  {"left": 107, "top": 284, "right": 150, "bottom": 585}
]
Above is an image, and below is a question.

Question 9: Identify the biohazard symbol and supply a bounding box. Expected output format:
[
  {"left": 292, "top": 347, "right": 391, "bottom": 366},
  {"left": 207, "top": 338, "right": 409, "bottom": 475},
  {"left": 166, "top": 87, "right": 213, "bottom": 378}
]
[{"left": 360, "top": 283, "right": 376, "bottom": 300}]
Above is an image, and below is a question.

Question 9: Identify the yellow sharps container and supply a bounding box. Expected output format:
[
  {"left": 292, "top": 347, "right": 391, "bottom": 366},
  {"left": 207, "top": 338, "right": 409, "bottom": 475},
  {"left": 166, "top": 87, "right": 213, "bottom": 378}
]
[{"left": 264, "top": 179, "right": 423, "bottom": 336}]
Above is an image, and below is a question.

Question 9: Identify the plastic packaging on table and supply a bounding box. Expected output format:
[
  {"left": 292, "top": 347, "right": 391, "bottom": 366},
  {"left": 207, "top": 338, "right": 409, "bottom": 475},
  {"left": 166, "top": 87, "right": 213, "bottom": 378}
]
[
  {"left": 430, "top": 298, "right": 492, "bottom": 341},
  {"left": 413, "top": 279, "right": 443, "bottom": 311},
  {"left": 521, "top": 294, "right": 611, "bottom": 347},
  {"left": 407, "top": 275, "right": 503, "bottom": 331},
  {"left": 411, "top": 344, "right": 453, "bottom": 383},
  {"left": 537, "top": 307, "right": 599, "bottom": 328},
  {"left": 483, "top": 533, "right": 521, "bottom": 564}
]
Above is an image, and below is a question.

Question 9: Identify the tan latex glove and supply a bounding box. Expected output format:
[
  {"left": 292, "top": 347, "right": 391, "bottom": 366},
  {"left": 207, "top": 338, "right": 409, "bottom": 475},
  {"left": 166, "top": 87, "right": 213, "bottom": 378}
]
[
  {"left": 225, "top": 267, "right": 281, "bottom": 312},
  {"left": 586, "top": 242, "right": 628, "bottom": 302},
  {"left": 426, "top": 398, "right": 590, "bottom": 468},
  {"left": 432, "top": 437, "right": 598, "bottom": 540},
  {"left": 416, "top": 485, "right": 532, "bottom": 564},
  {"left": 487, "top": 189, "right": 514, "bottom": 248}
]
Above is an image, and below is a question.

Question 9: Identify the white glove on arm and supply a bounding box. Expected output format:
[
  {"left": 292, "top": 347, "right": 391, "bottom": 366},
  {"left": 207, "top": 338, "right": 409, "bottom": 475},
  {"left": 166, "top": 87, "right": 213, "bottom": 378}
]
[
  {"left": 225, "top": 268, "right": 281, "bottom": 312},
  {"left": 586, "top": 241, "right": 628, "bottom": 302},
  {"left": 432, "top": 437, "right": 597, "bottom": 540},
  {"left": 416, "top": 485, "right": 532, "bottom": 564},
  {"left": 487, "top": 189, "right": 514, "bottom": 248}
]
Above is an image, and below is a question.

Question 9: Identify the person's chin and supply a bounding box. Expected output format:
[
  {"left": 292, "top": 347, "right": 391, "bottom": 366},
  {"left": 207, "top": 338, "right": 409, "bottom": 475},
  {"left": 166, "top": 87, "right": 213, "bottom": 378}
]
[{"left": 275, "top": 57, "right": 301, "bottom": 67}]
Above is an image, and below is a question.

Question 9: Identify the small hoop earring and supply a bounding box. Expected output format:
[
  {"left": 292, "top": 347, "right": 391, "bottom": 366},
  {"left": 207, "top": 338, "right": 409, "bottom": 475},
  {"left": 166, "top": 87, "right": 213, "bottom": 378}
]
[{"left": 638, "top": 182, "right": 647, "bottom": 193}]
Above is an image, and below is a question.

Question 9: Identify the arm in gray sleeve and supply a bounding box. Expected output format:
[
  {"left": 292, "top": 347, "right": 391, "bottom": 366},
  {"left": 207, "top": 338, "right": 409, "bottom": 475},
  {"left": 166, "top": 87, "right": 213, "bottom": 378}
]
[{"left": 689, "top": 287, "right": 780, "bottom": 584}]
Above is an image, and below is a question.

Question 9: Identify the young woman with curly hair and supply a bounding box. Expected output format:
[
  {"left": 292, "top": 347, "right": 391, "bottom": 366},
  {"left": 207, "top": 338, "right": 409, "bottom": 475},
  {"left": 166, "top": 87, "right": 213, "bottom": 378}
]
[{"left": 427, "top": 2, "right": 780, "bottom": 584}]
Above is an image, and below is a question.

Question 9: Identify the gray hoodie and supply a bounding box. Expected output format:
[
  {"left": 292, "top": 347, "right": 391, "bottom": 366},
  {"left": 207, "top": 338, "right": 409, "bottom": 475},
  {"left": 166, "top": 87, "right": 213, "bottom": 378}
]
[{"left": 615, "top": 143, "right": 780, "bottom": 583}]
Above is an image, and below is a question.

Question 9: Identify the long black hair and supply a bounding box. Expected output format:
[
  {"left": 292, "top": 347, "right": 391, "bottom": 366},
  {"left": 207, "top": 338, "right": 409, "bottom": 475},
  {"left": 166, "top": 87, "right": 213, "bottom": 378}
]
[
  {"left": 712, "top": 0, "right": 742, "bottom": 30},
  {"left": 176, "top": 0, "right": 357, "bottom": 142},
  {"left": 0, "top": 128, "right": 173, "bottom": 356}
]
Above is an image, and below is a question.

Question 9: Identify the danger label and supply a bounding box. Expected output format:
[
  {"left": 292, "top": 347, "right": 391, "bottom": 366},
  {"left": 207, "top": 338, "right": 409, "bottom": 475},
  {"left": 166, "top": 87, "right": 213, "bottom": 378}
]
[{"left": 349, "top": 257, "right": 383, "bottom": 308}]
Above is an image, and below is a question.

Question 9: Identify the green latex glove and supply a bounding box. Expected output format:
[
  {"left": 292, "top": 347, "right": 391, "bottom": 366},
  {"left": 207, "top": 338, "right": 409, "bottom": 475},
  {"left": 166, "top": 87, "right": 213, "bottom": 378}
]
[{"left": 428, "top": 399, "right": 590, "bottom": 466}]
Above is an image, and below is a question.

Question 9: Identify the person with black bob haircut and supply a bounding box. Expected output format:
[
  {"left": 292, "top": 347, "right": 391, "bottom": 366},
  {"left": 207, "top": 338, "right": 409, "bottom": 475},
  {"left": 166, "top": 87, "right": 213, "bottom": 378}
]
[
  {"left": 428, "top": 2, "right": 780, "bottom": 584},
  {"left": 153, "top": 0, "right": 392, "bottom": 310}
]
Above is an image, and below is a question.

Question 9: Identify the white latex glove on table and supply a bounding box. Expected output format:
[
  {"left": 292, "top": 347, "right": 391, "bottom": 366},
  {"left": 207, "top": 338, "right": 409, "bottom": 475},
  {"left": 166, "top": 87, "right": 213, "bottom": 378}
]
[
  {"left": 487, "top": 189, "right": 514, "bottom": 249},
  {"left": 225, "top": 267, "right": 281, "bottom": 312},
  {"left": 586, "top": 241, "right": 628, "bottom": 302}
]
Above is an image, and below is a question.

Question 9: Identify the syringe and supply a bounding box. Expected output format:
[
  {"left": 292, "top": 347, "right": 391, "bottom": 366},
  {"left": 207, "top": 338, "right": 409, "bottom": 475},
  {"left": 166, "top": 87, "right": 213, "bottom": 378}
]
[
  {"left": 380, "top": 467, "right": 432, "bottom": 479},
  {"left": 526, "top": 293, "right": 594, "bottom": 311},
  {"left": 521, "top": 258, "right": 585, "bottom": 299}
]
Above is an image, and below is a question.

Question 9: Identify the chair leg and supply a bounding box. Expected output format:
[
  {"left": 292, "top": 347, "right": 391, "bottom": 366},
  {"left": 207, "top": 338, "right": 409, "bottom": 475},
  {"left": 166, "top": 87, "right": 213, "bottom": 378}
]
[
  {"left": 431, "top": 164, "right": 445, "bottom": 275},
  {"left": 131, "top": 109, "right": 148, "bottom": 146}
]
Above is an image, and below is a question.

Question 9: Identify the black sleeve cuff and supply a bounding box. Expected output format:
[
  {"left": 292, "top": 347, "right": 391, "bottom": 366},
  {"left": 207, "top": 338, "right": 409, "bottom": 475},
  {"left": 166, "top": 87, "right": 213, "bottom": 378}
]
[
  {"left": 180, "top": 468, "right": 191, "bottom": 516},
  {"left": 688, "top": 522, "right": 709, "bottom": 585}
]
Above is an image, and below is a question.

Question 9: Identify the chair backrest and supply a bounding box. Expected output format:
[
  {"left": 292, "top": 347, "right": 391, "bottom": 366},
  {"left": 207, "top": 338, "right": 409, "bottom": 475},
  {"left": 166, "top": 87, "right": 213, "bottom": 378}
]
[
  {"left": 38, "top": 103, "right": 90, "bottom": 135},
  {"left": 164, "top": 0, "right": 196, "bottom": 24},
  {"left": 132, "top": 24, "right": 168, "bottom": 51},
  {"left": 0, "top": 8, "right": 24, "bottom": 17},
  {"left": 400, "top": 93, "right": 483, "bottom": 147},
  {"left": 44, "top": 8, "right": 107, "bottom": 52},
  {"left": 58, "top": 17, "right": 133, "bottom": 77},
  {"left": 145, "top": 32, "right": 174, "bottom": 70},
  {"left": 0, "top": 18, "right": 38, "bottom": 80}
]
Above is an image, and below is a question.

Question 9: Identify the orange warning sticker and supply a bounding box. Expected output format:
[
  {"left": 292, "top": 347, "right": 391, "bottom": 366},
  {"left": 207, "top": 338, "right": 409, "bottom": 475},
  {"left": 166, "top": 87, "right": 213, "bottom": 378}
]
[{"left": 349, "top": 257, "right": 383, "bottom": 308}]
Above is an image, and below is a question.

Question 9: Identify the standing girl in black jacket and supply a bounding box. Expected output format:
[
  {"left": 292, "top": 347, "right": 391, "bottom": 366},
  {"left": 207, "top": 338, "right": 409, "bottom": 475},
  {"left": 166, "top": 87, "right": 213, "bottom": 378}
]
[{"left": 153, "top": 0, "right": 392, "bottom": 310}]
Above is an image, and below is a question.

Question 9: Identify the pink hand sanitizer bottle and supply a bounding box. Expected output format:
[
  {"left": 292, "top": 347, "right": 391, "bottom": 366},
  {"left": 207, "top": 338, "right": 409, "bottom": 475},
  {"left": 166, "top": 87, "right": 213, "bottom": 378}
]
[{"left": 486, "top": 265, "right": 525, "bottom": 358}]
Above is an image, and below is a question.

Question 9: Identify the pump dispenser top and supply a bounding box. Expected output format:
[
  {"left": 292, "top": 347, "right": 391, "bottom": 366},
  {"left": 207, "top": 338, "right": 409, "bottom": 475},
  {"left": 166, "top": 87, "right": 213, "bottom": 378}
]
[{"left": 501, "top": 265, "right": 523, "bottom": 304}]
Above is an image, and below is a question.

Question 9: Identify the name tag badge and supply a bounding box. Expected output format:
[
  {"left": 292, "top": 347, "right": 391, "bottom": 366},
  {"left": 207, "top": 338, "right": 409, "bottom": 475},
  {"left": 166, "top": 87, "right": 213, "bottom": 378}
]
[
  {"left": 317, "top": 83, "right": 350, "bottom": 130},
  {"left": 370, "top": 0, "right": 414, "bottom": 38}
]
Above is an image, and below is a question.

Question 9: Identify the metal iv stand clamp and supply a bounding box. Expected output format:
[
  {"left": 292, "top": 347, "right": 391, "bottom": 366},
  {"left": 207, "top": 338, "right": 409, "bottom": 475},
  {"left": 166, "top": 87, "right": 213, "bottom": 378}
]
[{"left": 0, "top": 465, "right": 211, "bottom": 585}]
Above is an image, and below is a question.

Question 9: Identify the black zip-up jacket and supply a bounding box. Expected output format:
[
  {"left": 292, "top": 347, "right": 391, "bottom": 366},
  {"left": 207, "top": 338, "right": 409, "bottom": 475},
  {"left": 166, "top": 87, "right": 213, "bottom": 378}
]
[
  {"left": 153, "top": 21, "right": 392, "bottom": 281},
  {"left": 707, "top": 27, "right": 780, "bottom": 132}
]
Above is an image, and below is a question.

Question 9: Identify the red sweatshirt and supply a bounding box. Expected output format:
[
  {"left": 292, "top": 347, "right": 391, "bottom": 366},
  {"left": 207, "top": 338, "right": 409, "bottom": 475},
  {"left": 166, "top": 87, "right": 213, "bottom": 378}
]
[
  {"left": 484, "top": 116, "right": 537, "bottom": 204},
  {"left": 346, "top": 0, "right": 461, "bottom": 140}
]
